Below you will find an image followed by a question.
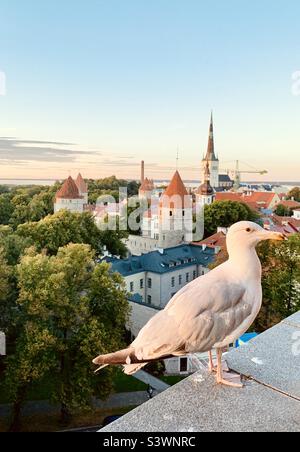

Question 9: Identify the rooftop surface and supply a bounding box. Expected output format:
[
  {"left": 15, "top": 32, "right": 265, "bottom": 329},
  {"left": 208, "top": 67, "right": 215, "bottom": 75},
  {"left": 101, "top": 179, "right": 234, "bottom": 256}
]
[
  {"left": 103, "top": 244, "right": 216, "bottom": 277},
  {"left": 101, "top": 312, "right": 300, "bottom": 432}
]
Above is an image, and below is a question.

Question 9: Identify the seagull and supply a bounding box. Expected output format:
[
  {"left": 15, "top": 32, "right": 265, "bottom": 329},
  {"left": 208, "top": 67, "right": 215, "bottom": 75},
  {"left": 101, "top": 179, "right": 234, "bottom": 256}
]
[{"left": 93, "top": 221, "right": 285, "bottom": 387}]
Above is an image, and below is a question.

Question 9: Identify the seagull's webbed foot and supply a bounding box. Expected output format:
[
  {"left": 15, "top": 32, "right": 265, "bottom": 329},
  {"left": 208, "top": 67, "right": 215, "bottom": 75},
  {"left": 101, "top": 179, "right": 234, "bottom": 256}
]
[
  {"left": 216, "top": 348, "right": 243, "bottom": 389},
  {"left": 216, "top": 375, "right": 244, "bottom": 389}
]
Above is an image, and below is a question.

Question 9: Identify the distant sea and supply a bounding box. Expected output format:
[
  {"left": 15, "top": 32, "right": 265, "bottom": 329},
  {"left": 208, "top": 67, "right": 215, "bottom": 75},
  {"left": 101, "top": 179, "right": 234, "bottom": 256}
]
[
  {"left": 0, "top": 178, "right": 299, "bottom": 188},
  {"left": 0, "top": 179, "right": 59, "bottom": 186}
]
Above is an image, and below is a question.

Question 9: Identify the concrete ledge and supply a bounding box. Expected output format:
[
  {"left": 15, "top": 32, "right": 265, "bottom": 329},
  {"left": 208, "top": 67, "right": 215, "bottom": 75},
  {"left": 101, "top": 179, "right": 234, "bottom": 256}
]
[
  {"left": 101, "top": 369, "right": 300, "bottom": 432},
  {"left": 101, "top": 312, "right": 300, "bottom": 433}
]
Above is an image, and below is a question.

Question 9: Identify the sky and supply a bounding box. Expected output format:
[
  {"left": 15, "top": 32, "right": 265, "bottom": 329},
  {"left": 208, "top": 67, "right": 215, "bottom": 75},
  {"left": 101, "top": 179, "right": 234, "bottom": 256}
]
[{"left": 0, "top": 0, "right": 299, "bottom": 182}]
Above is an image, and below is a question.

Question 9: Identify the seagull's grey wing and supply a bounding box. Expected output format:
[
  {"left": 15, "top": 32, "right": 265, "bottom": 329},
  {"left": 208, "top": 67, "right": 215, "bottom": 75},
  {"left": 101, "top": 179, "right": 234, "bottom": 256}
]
[{"left": 132, "top": 267, "right": 251, "bottom": 360}]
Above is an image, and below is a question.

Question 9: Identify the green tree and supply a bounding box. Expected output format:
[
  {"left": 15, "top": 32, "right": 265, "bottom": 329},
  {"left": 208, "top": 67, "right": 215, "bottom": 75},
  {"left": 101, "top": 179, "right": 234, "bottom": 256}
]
[
  {"left": 0, "top": 194, "right": 14, "bottom": 225},
  {"left": 255, "top": 234, "right": 300, "bottom": 331},
  {"left": 204, "top": 200, "right": 260, "bottom": 236},
  {"left": 0, "top": 225, "right": 32, "bottom": 265},
  {"left": 16, "top": 210, "right": 104, "bottom": 255},
  {"left": 0, "top": 248, "right": 12, "bottom": 334},
  {"left": 287, "top": 187, "right": 300, "bottom": 202},
  {"left": 4, "top": 244, "right": 129, "bottom": 430},
  {"left": 274, "top": 204, "right": 292, "bottom": 217}
]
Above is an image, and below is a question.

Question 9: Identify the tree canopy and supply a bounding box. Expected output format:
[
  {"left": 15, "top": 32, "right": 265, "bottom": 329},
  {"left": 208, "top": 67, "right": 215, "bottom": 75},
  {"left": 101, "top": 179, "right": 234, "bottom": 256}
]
[
  {"left": 204, "top": 200, "right": 260, "bottom": 236},
  {"left": 287, "top": 187, "right": 300, "bottom": 202},
  {"left": 4, "top": 244, "right": 130, "bottom": 430}
]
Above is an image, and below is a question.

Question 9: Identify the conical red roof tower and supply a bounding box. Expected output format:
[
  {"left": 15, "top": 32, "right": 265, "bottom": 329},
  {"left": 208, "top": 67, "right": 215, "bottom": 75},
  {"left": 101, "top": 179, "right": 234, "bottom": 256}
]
[{"left": 56, "top": 176, "right": 82, "bottom": 200}]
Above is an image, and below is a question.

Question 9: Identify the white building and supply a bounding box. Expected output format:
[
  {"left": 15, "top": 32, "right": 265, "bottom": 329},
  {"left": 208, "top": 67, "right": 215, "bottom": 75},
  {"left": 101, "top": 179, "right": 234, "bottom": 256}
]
[
  {"left": 127, "top": 170, "right": 193, "bottom": 255},
  {"left": 54, "top": 175, "right": 86, "bottom": 214},
  {"left": 76, "top": 173, "right": 88, "bottom": 204},
  {"left": 103, "top": 244, "right": 215, "bottom": 310},
  {"left": 293, "top": 208, "right": 300, "bottom": 220}
]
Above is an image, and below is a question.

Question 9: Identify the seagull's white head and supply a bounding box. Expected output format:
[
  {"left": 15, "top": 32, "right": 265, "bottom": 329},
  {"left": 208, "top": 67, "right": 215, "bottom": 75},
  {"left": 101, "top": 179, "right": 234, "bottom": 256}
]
[{"left": 226, "top": 221, "right": 285, "bottom": 252}]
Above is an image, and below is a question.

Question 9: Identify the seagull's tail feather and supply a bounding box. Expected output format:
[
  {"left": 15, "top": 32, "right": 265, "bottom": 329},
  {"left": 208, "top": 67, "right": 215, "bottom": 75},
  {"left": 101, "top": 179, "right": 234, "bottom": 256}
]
[
  {"left": 93, "top": 347, "right": 174, "bottom": 371},
  {"left": 93, "top": 347, "right": 135, "bottom": 367},
  {"left": 123, "top": 363, "right": 147, "bottom": 375}
]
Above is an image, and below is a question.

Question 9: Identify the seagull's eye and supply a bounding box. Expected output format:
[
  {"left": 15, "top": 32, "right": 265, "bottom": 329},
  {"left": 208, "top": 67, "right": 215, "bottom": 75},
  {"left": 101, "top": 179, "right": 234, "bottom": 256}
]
[{"left": 246, "top": 228, "right": 252, "bottom": 232}]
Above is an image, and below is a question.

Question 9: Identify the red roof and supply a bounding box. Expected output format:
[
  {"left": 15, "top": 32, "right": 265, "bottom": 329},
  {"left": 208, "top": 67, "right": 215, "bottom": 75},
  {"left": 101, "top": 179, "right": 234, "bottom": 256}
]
[
  {"left": 215, "top": 192, "right": 242, "bottom": 202},
  {"left": 160, "top": 171, "right": 191, "bottom": 208},
  {"left": 76, "top": 173, "right": 88, "bottom": 193},
  {"left": 56, "top": 176, "right": 82, "bottom": 200},
  {"left": 277, "top": 200, "right": 300, "bottom": 210},
  {"left": 139, "top": 177, "right": 154, "bottom": 192},
  {"left": 272, "top": 214, "right": 300, "bottom": 232},
  {"left": 192, "top": 231, "right": 227, "bottom": 251},
  {"left": 216, "top": 191, "right": 278, "bottom": 211}
]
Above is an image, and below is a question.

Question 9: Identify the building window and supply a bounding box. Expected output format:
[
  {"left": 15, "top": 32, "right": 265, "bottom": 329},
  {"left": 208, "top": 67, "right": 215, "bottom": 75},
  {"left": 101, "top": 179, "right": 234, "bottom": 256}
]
[
  {"left": 170, "top": 211, "right": 173, "bottom": 216},
  {"left": 183, "top": 210, "right": 185, "bottom": 216},
  {"left": 140, "top": 279, "right": 144, "bottom": 289},
  {"left": 186, "top": 273, "right": 190, "bottom": 283},
  {"left": 147, "top": 295, "right": 152, "bottom": 305},
  {"left": 171, "top": 277, "right": 175, "bottom": 287},
  {"left": 193, "top": 271, "right": 197, "bottom": 280},
  {"left": 180, "top": 357, "right": 188, "bottom": 373},
  {"left": 130, "top": 282, "right": 134, "bottom": 292},
  {"left": 179, "top": 275, "right": 182, "bottom": 285},
  {"left": 148, "top": 278, "right": 152, "bottom": 289}
]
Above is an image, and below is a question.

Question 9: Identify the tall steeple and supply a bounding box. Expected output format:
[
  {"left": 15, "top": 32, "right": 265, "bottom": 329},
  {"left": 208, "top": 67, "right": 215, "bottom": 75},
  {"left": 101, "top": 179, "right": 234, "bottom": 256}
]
[
  {"left": 201, "top": 112, "right": 220, "bottom": 188},
  {"left": 204, "top": 112, "right": 218, "bottom": 162}
]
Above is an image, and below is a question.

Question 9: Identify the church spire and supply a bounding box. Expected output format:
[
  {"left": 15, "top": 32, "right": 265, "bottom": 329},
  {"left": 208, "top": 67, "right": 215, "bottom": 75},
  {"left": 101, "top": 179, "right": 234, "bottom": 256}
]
[
  {"left": 204, "top": 112, "right": 218, "bottom": 162},
  {"left": 198, "top": 160, "right": 214, "bottom": 196}
]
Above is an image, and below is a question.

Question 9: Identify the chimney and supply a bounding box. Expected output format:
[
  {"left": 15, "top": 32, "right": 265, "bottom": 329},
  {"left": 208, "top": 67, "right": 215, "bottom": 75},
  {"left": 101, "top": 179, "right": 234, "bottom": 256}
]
[{"left": 141, "top": 161, "right": 145, "bottom": 184}]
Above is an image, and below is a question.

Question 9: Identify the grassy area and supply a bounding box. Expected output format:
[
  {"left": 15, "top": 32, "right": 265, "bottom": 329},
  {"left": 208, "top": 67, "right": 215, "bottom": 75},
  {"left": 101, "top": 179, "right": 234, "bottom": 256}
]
[
  {"left": 0, "top": 369, "right": 147, "bottom": 405},
  {"left": 112, "top": 368, "right": 147, "bottom": 393},
  {"left": 160, "top": 375, "right": 186, "bottom": 385},
  {"left": 0, "top": 368, "right": 183, "bottom": 405},
  {"left": 0, "top": 406, "right": 137, "bottom": 433}
]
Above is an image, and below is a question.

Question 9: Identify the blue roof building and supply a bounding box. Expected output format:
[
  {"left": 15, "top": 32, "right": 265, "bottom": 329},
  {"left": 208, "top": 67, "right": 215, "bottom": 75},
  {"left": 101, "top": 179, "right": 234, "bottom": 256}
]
[{"left": 102, "top": 244, "right": 216, "bottom": 310}]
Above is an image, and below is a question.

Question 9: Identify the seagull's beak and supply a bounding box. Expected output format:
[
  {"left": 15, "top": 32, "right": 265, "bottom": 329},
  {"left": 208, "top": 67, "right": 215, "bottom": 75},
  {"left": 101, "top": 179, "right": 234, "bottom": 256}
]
[{"left": 259, "top": 230, "right": 287, "bottom": 241}]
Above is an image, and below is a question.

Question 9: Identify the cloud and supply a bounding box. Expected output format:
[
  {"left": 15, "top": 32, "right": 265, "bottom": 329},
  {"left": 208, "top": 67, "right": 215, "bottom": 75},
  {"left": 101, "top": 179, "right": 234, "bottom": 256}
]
[{"left": 0, "top": 138, "right": 100, "bottom": 164}]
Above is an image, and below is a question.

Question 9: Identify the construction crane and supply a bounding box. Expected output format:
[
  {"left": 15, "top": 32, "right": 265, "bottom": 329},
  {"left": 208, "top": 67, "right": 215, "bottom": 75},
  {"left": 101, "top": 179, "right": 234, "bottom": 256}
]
[
  {"left": 220, "top": 160, "right": 268, "bottom": 191},
  {"left": 233, "top": 160, "right": 268, "bottom": 191}
]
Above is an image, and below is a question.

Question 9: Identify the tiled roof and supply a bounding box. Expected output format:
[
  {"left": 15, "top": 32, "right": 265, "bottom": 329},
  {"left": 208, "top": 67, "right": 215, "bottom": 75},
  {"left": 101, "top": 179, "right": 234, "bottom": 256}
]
[
  {"left": 247, "top": 192, "right": 277, "bottom": 206},
  {"left": 277, "top": 200, "right": 300, "bottom": 210},
  {"left": 215, "top": 191, "right": 278, "bottom": 211},
  {"left": 103, "top": 244, "right": 215, "bottom": 277},
  {"left": 56, "top": 176, "right": 82, "bottom": 200},
  {"left": 160, "top": 171, "right": 191, "bottom": 208},
  {"left": 272, "top": 214, "right": 300, "bottom": 232},
  {"left": 192, "top": 231, "right": 227, "bottom": 251},
  {"left": 75, "top": 173, "right": 88, "bottom": 194},
  {"left": 215, "top": 192, "right": 242, "bottom": 202},
  {"left": 139, "top": 177, "right": 154, "bottom": 192}
]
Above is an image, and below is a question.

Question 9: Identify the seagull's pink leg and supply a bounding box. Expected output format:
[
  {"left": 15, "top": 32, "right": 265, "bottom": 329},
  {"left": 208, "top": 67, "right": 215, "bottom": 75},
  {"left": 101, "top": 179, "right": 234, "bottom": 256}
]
[
  {"left": 208, "top": 350, "right": 216, "bottom": 373},
  {"left": 216, "top": 348, "right": 243, "bottom": 388}
]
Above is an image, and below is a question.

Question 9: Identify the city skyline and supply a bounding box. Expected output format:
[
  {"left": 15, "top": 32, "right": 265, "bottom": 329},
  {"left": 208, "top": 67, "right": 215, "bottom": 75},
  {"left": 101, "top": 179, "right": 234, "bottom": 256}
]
[{"left": 0, "top": 1, "right": 300, "bottom": 181}]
